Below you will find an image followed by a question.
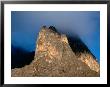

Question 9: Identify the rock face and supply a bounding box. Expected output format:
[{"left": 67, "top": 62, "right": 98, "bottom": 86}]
[{"left": 11, "top": 26, "right": 100, "bottom": 77}]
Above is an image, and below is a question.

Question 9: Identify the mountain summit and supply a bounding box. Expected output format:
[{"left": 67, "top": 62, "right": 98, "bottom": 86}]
[{"left": 11, "top": 26, "right": 99, "bottom": 77}]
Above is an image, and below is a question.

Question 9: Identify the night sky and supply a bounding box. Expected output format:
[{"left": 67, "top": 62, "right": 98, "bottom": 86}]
[{"left": 11, "top": 11, "right": 100, "bottom": 62}]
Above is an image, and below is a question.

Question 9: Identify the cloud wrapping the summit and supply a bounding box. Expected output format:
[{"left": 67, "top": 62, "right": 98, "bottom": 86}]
[{"left": 11, "top": 11, "right": 100, "bottom": 61}]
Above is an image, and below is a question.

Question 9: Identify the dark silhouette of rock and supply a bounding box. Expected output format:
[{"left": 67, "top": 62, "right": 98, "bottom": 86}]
[
  {"left": 49, "top": 26, "right": 57, "bottom": 32},
  {"left": 11, "top": 45, "right": 35, "bottom": 69},
  {"left": 11, "top": 26, "right": 100, "bottom": 77}
]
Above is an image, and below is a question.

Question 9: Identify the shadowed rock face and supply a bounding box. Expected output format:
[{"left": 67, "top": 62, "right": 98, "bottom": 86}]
[
  {"left": 11, "top": 46, "right": 35, "bottom": 69},
  {"left": 11, "top": 26, "right": 100, "bottom": 77},
  {"left": 67, "top": 36, "right": 99, "bottom": 72}
]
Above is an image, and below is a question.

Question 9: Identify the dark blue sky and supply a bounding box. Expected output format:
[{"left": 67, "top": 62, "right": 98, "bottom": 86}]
[{"left": 11, "top": 11, "right": 100, "bottom": 62}]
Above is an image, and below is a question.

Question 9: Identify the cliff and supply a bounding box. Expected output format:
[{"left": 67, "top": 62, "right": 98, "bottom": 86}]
[{"left": 11, "top": 26, "right": 100, "bottom": 77}]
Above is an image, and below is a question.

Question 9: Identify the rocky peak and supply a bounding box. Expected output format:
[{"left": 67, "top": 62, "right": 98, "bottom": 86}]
[
  {"left": 34, "top": 26, "right": 99, "bottom": 72},
  {"left": 11, "top": 26, "right": 100, "bottom": 77},
  {"left": 34, "top": 26, "right": 69, "bottom": 63}
]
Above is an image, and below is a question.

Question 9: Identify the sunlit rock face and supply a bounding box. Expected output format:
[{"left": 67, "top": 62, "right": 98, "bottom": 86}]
[
  {"left": 34, "top": 27, "right": 70, "bottom": 63},
  {"left": 11, "top": 26, "right": 100, "bottom": 77},
  {"left": 79, "top": 53, "right": 100, "bottom": 72}
]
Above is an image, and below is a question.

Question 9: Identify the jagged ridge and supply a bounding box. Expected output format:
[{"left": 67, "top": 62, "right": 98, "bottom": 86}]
[{"left": 11, "top": 26, "right": 100, "bottom": 77}]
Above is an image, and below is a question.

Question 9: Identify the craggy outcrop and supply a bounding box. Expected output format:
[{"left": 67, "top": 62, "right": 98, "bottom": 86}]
[{"left": 11, "top": 26, "right": 100, "bottom": 77}]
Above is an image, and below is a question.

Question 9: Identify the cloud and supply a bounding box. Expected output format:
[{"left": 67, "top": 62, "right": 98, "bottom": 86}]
[
  {"left": 12, "top": 31, "right": 37, "bottom": 51},
  {"left": 11, "top": 11, "right": 100, "bottom": 61}
]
